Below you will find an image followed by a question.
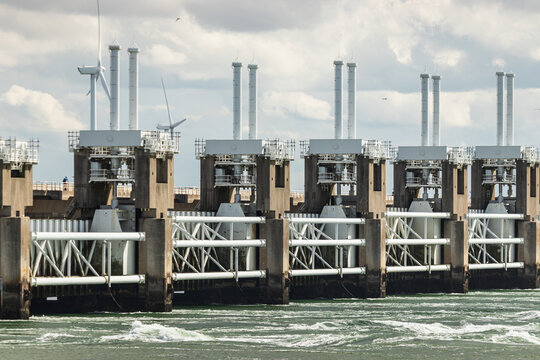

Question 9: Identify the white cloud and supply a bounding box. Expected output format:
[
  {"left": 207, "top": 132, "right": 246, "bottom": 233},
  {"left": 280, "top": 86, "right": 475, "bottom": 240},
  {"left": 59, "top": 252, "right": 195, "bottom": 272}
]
[
  {"left": 0, "top": 85, "right": 83, "bottom": 132},
  {"left": 261, "top": 91, "right": 332, "bottom": 121}
]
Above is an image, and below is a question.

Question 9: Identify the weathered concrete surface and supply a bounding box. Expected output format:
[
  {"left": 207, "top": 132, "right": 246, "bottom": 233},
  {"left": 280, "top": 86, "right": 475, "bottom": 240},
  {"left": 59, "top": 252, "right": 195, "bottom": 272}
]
[
  {"left": 73, "top": 149, "right": 112, "bottom": 217},
  {"left": 134, "top": 150, "right": 174, "bottom": 218},
  {"left": 256, "top": 157, "right": 290, "bottom": 217},
  {"left": 304, "top": 156, "right": 333, "bottom": 213},
  {"left": 442, "top": 162, "right": 468, "bottom": 221},
  {"left": 516, "top": 161, "right": 539, "bottom": 221},
  {"left": 0, "top": 217, "right": 30, "bottom": 319},
  {"left": 199, "top": 156, "right": 233, "bottom": 212},
  {"left": 518, "top": 221, "right": 539, "bottom": 288},
  {"left": 259, "top": 218, "right": 289, "bottom": 304},
  {"left": 364, "top": 218, "right": 386, "bottom": 298},
  {"left": 138, "top": 217, "right": 173, "bottom": 312},
  {"left": 0, "top": 162, "right": 33, "bottom": 217},
  {"left": 470, "top": 159, "right": 493, "bottom": 210},
  {"left": 443, "top": 220, "right": 468, "bottom": 293},
  {"left": 357, "top": 157, "right": 386, "bottom": 219}
]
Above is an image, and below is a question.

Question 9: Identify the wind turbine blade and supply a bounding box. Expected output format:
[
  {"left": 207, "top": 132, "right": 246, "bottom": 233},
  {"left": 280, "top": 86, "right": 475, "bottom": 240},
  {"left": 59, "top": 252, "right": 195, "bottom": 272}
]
[
  {"left": 97, "top": 0, "right": 101, "bottom": 65},
  {"left": 171, "top": 118, "right": 187, "bottom": 128},
  {"left": 99, "top": 72, "right": 111, "bottom": 100},
  {"left": 161, "top": 76, "right": 173, "bottom": 127}
]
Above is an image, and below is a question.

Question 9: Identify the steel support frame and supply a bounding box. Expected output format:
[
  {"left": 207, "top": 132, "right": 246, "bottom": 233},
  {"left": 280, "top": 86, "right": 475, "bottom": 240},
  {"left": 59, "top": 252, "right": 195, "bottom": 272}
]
[
  {"left": 171, "top": 216, "right": 266, "bottom": 281},
  {"left": 385, "top": 212, "right": 451, "bottom": 274},
  {"left": 288, "top": 218, "right": 366, "bottom": 278}
]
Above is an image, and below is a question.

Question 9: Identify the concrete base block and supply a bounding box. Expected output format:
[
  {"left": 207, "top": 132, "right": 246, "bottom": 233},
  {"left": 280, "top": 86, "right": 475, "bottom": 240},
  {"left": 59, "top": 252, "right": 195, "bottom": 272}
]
[
  {"left": 364, "top": 218, "right": 386, "bottom": 298},
  {"left": 0, "top": 217, "right": 31, "bottom": 319},
  {"left": 138, "top": 217, "right": 173, "bottom": 312},
  {"left": 443, "top": 220, "right": 469, "bottom": 293},
  {"left": 259, "top": 218, "right": 289, "bottom": 304},
  {"left": 518, "top": 221, "right": 540, "bottom": 288}
]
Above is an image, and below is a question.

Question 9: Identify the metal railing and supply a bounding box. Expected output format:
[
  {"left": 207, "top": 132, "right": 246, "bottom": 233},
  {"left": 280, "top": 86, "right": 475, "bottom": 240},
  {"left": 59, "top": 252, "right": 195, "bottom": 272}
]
[
  {"left": 0, "top": 137, "right": 39, "bottom": 169},
  {"left": 29, "top": 219, "right": 145, "bottom": 287},
  {"left": 287, "top": 215, "right": 366, "bottom": 277},
  {"left": 385, "top": 210, "right": 451, "bottom": 273},
  {"left": 466, "top": 212, "right": 524, "bottom": 271},
  {"left": 171, "top": 215, "right": 267, "bottom": 281}
]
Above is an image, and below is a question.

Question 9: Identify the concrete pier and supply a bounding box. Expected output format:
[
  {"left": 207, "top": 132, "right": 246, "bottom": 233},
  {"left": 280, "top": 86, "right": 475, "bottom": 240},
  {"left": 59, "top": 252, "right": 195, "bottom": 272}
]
[
  {"left": 259, "top": 218, "right": 289, "bottom": 304},
  {"left": 0, "top": 145, "right": 36, "bottom": 319},
  {"left": 443, "top": 220, "right": 468, "bottom": 293},
  {"left": 138, "top": 217, "right": 173, "bottom": 311},
  {"left": 364, "top": 218, "right": 387, "bottom": 298},
  {"left": 0, "top": 217, "right": 31, "bottom": 319}
]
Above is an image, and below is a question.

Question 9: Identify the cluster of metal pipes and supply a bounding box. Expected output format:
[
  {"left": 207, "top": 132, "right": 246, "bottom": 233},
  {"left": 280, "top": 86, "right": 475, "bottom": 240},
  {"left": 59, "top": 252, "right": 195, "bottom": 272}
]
[
  {"left": 420, "top": 74, "right": 441, "bottom": 147},
  {"left": 333, "top": 61, "right": 357, "bottom": 140},
  {"left": 111, "top": 45, "right": 140, "bottom": 131},
  {"left": 232, "top": 62, "right": 258, "bottom": 140},
  {"left": 496, "top": 72, "right": 515, "bottom": 146}
]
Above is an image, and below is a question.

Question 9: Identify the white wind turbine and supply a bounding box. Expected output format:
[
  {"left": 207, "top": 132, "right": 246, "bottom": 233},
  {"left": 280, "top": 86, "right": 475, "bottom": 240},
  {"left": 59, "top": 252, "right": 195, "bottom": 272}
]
[
  {"left": 78, "top": 0, "right": 111, "bottom": 131},
  {"left": 157, "top": 77, "right": 187, "bottom": 132}
]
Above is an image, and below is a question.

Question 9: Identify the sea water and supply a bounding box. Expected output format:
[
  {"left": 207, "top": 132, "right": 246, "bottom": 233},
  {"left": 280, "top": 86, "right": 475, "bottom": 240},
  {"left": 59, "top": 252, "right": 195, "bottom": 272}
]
[{"left": 0, "top": 289, "right": 538, "bottom": 359}]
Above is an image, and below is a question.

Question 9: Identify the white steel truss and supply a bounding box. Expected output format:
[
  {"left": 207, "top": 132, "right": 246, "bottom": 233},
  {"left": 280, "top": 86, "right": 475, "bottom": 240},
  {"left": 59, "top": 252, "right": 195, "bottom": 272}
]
[
  {"left": 287, "top": 217, "right": 366, "bottom": 277},
  {"left": 385, "top": 211, "right": 451, "bottom": 273},
  {"left": 171, "top": 215, "right": 267, "bottom": 281},
  {"left": 30, "top": 231, "right": 145, "bottom": 287},
  {"left": 466, "top": 212, "right": 524, "bottom": 270}
]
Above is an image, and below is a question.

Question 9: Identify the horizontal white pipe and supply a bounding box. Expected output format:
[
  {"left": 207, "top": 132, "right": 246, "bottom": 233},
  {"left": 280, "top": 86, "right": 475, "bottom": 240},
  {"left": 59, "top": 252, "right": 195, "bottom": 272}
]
[
  {"left": 385, "top": 212, "right": 451, "bottom": 219},
  {"left": 467, "top": 213, "right": 524, "bottom": 220},
  {"left": 290, "top": 239, "right": 365, "bottom": 247},
  {"left": 469, "top": 262, "right": 524, "bottom": 270},
  {"left": 173, "top": 216, "right": 266, "bottom": 224},
  {"left": 469, "top": 238, "right": 523, "bottom": 245},
  {"left": 173, "top": 239, "right": 265, "bottom": 248},
  {"left": 387, "top": 264, "right": 451, "bottom": 273},
  {"left": 288, "top": 218, "right": 365, "bottom": 224},
  {"left": 172, "top": 270, "right": 265, "bottom": 281},
  {"left": 289, "top": 267, "right": 366, "bottom": 277},
  {"left": 386, "top": 238, "right": 450, "bottom": 246},
  {"left": 31, "top": 275, "right": 145, "bottom": 287},
  {"left": 32, "top": 232, "right": 145, "bottom": 241}
]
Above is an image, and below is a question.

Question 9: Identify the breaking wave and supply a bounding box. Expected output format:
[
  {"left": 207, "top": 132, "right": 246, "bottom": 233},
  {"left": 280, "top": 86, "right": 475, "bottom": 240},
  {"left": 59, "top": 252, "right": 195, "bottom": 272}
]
[{"left": 100, "top": 320, "right": 212, "bottom": 343}]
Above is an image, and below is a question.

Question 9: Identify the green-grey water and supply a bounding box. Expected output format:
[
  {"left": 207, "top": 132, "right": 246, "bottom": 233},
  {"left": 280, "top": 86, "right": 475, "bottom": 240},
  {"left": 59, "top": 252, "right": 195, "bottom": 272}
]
[{"left": 1, "top": 289, "right": 538, "bottom": 359}]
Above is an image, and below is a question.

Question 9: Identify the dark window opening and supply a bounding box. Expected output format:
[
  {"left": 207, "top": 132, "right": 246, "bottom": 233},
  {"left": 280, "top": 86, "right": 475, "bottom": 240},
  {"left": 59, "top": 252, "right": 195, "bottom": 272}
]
[
  {"left": 275, "top": 165, "right": 285, "bottom": 188},
  {"left": 531, "top": 167, "right": 537, "bottom": 198},
  {"left": 457, "top": 168, "right": 465, "bottom": 195},
  {"left": 373, "top": 163, "right": 382, "bottom": 192},
  {"left": 11, "top": 169, "right": 25, "bottom": 178},
  {"left": 156, "top": 159, "right": 168, "bottom": 184}
]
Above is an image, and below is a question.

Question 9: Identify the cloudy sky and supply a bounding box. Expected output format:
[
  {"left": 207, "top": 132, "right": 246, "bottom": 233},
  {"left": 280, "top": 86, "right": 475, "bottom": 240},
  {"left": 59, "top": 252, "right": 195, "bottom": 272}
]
[{"left": 1, "top": 0, "right": 539, "bottom": 190}]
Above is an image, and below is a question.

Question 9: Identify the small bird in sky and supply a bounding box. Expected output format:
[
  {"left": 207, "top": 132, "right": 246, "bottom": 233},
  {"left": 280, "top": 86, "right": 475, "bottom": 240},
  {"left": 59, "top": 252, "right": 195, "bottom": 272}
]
[
  {"left": 176, "top": 17, "right": 181, "bottom": 22},
  {"left": 381, "top": 97, "right": 388, "bottom": 100}
]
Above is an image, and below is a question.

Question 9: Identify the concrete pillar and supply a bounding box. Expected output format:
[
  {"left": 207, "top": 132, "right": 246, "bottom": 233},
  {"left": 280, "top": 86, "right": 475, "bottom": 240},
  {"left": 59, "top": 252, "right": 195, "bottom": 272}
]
[
  {"left": 443, "top": 220, "right": 468, "bottom": 293},
  {"left": 364, "top": 218, "right": 386, "bottom": 298},
  {"left": 0, "top": 217, "right": 31, "bottom": 319},
  {"left": 199, "top": 156, "right": 234, "bottom": 212},
  {"left": 256, "top": 157, "right": 290, "bottom": 217},
  {"left": 441, "top": 161, "right": 468, "bottom": 221},
  {"left": 138, "top": 217, "right": 173, "bottom": 311},
  {"left": 518, "top": 221, "right": 539, "bottom": 288},
  {"left": 392, "top": 160, "right": 417, "bottom": 209},
  {"left": 470, "top": 159, "right": 493, "bottom": 210},
  {"left": 304, "top": 156, "right": 332, "bottom": 213},
  {"left": 73, "top": 149, "right": 112, "bottom": 217},
  {"left": 516, "top": 161, "right": 539, "bottom": 221},
  {"left": 259, "top": 218, "right": 289, "bottom": 304},
  {"left": 356, "top": 156, "right": 386, "bottom": 219}
]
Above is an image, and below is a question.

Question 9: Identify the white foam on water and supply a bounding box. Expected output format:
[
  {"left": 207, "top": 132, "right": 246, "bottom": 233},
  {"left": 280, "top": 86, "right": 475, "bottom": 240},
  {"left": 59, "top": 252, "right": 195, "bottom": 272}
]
[
  {"left": 287, "top": 321, "right": 340, "bottom": 331},
  {"left": 513, "top": 310, "right": 540, "bottom": 321},
  {"left": 100, "top": 320, "right": 212, "bottom": 343},
  {"left": 491, "top": 330, "right": 540, "bottom": 345},
  {"left": 38, "top": 333, "right": 77, "bottom": 342}
]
